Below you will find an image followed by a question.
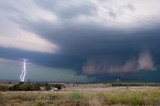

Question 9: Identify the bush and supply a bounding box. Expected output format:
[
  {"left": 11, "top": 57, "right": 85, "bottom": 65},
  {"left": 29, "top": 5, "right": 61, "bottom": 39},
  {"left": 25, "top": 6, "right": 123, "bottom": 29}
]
[
  {"left": 8, "top": 84, "right": 19, "bottom": 91},
  {"left": 31, "top": 84, "right": 40, "bottom": 91},
  {"left": 52, "top": 84, "right": 63, "bottom": 90},
  {"left": 0, "top": 85, "right": 7, "bottom": 91},
  {"left": 45, "top": 84, "right": 52, "bottom": 91},
  {"left": 8, "top": 84, "right": 40, "bottom": 91}
]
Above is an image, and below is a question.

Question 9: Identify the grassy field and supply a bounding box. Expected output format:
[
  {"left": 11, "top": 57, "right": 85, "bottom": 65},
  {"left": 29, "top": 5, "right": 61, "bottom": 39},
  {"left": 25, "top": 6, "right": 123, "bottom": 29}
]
[{"left": 1, "top": 87, "right": 160, "bottom": 106}]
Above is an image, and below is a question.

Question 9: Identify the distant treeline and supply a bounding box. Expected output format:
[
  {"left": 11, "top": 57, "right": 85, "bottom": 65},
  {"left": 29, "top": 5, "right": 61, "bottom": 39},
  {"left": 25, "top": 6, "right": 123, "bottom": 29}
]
[
  {"left": 0, "top": 83, "right": 64, "bottom": 91},
  {"left": 110, "top": 82, "right": 160, "bottom": 86}
]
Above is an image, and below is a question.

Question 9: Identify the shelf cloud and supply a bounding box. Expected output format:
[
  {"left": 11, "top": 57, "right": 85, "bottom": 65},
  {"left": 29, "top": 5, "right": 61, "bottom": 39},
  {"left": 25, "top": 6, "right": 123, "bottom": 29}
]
[{"left": 0, "top": 0, "right": 160, "bottom": 82}]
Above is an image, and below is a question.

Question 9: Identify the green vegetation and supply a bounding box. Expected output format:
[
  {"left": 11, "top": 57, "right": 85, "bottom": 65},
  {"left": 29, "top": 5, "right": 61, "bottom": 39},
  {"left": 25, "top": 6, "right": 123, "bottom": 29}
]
[
  {"left": 52, "top": 84, "right": 63, "bottom": 90},
  {"left": 68, "top": 91, "right": 84, "bottom": 101},
  {"left": 44, "top": 83, "right": 63, "bottom": 90},
  {"left": 1, "top": 90, "right": 160, "bottom": 106},
  {"left": 110, "top": 82, "right": 160, "bottom": 86},
  {"left": 8, "top": 84, "right": 40, "bottom": 91},
  {"left": 44, "top": 83, "right": 52, "bottom": 90},
  {"left": 1, "top": 82, "right": 160, "bottom": 105},
  {"left": 0, "top": 83, "right": 64, "bottom": 91},
  {"left": 0, "top": 85, "right": 8, "bottom": 91}
]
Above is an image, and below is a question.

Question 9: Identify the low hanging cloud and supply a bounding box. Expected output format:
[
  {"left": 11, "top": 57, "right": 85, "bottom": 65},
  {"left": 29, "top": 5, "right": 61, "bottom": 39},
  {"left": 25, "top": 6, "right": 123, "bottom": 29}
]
[
  {"left": 137, "top": 51, "right": 155, "bottom": 70},
  {"left": 82, "top": 51, "right": 156, "bottom": 75}
]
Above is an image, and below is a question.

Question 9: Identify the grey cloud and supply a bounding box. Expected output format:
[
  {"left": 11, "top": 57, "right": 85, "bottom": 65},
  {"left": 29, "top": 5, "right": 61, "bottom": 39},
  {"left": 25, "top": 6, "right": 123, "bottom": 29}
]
[
  {"left": 0, "top": 0, "right": 160, "bottom": 82},
  {"left": 108, "top": 11, "right": 117, "bottom": 18},
  {"left": 125, "top": 4, "right": 135, "bottom": 11},
  {"left": 82, "top": 51, "right": 156, "bottom": 75},
  {"left": 35, "top": 0, "right": 96, "bottom": 19},
  {"left": 7, "top": 5, "right": 160, "bottom": 76},
  {"left": 23, "top": 19, "right": 160, "bottom": 57}
]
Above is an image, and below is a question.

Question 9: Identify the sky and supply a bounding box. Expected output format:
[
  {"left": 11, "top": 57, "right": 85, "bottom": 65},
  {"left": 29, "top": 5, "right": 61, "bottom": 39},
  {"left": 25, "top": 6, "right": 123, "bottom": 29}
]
[{"left": 0, "top": 0, "right": 160, "bottom": 82}]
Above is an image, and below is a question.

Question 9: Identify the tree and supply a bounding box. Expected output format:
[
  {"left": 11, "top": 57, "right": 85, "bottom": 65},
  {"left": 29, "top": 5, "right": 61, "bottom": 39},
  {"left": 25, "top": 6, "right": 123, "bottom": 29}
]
[
  {"left": 52, "top": 84, "right": 62, "bottom": 90},
  {"left": 45, "top": 84, "right": 52, "bottom": 90}
]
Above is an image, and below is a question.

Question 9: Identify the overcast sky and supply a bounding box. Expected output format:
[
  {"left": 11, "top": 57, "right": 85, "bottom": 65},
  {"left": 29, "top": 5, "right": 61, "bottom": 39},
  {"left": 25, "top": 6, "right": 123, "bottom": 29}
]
[{"left": 0, "top": 0, "right": 160, "bottom": 82}]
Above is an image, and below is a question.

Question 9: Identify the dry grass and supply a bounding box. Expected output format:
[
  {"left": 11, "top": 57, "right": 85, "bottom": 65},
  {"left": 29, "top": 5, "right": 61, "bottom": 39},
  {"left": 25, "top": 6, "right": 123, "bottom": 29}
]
[{"left": 1, "top": 88, "right": 160, "bottom": 106}]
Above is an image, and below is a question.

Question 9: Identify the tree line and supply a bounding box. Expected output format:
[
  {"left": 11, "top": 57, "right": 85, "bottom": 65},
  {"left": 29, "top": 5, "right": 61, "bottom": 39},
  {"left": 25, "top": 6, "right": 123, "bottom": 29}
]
[{"left": 0, "top": 83, "right": 64, "bottom": 91}]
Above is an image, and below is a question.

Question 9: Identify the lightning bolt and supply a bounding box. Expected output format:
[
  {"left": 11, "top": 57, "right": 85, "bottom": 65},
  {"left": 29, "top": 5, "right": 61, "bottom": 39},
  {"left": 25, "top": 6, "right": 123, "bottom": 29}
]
[{"left": 20, "top": 59, "right": 27, "bottom": 82}]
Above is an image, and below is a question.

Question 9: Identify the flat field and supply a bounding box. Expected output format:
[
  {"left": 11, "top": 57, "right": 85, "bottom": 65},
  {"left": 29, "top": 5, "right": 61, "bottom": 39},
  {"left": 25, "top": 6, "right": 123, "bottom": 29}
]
[{"left": 1, "top": 86, "right": 160, "bottom": 106}]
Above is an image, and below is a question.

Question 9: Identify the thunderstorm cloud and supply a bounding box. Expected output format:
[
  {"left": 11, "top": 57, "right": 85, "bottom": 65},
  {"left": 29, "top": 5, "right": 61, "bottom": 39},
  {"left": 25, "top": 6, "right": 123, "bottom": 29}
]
[{"left": 0, "top": 0, "right": 160, "bottom": 82}]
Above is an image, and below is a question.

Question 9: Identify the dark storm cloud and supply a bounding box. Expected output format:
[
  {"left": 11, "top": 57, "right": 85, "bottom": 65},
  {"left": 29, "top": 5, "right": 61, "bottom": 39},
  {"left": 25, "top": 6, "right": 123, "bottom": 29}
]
[
  {"left": 0, "top": 47, "right": 84, "bottom": 70},
  {"left": 1, "top": 0, "right": 160, "bottom": 81},
  {"left": 14, "top": 16, "right": 160, "bottom": 75},
  {"left": 29, "top": 21, "right": 160, "bottom": 55}
]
